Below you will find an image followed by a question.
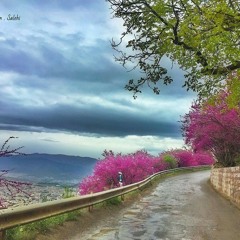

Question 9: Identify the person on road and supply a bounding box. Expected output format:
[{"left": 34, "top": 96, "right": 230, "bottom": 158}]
[{"left": 118, "top": 172, "right": 123, "bottom": 187}]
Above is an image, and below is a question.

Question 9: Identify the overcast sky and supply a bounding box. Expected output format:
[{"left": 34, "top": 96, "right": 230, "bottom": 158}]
[{"left": 0, "top": 0, "right": 196, "bottom": 158}]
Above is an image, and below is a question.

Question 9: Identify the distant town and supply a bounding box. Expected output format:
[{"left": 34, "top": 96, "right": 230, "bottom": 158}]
[{"left": 0, "top": 181, "right": 77, "bottom": 210}]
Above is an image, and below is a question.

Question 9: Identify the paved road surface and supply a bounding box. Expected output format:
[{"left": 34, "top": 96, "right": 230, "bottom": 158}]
[{"left": 74, "top": 170, "right": 240, "bottom": 240}]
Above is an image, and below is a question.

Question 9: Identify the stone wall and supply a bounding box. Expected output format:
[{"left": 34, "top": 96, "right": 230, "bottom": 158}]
[{"left": 210, "top": 166, "right": 240, "bottom": 209}]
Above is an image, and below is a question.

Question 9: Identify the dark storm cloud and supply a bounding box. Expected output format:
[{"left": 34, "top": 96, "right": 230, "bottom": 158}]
[
  {"left": 0, "top": 35, "right": 124, "bottom": 87},
  {"left": 0, "top": 100, "right": 181, "bottom": 138},
  {"left": 0, "top": 0, "right": 193, "bottom": 147}
]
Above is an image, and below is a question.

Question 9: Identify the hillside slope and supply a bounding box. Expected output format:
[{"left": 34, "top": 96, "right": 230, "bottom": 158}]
[{"left": 0, "top": 153, "right": 98, "bottom": 185}]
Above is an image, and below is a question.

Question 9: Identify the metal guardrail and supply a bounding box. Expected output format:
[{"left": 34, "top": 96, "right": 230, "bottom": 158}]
[{"left": 0, "top": 165, "right": 210, "bottom": 239}]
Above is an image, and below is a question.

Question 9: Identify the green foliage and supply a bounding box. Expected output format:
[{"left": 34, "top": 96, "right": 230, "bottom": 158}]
[
  {"left": 234, "top": 155, "right": 240, "bottom": 166},
  {"left": 6, "top": 210, "right": 81, "bottom": 240},
  {"left": 6, "top": 199, "right": 81, "bottom": 240},
  {"left": 6, "top": 225, "right": 36, "bottom": 240},
  {"left": 162, "top": 154, "right": 178, "bottom": 169},
  {"left": 105, "top": 196, "right": 122, "bottom": 206},
  {"left": 62, "top": 186, "right": 75, "bottom": 199},
  {"left": 206, "top": 71, "right": 240, "bottom": 109},
  {"left": 225, "top": 71, "right": 240, "bottom": 109},
  {"left": 107, "top": 0, "right": 240, "bottom": 97}
]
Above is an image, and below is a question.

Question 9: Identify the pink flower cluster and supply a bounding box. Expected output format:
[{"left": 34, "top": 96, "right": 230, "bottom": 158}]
[
  {"left": 79, "top": 149, "right": 214, "bottom": 195},
  {"left": 170, "top": 150, "right": 215, "bottom": 167}
]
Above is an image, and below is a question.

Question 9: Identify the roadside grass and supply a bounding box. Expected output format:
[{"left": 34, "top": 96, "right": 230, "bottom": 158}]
[
  {"left": 5, "top": 166, "right": 211, "bottom": 240},
  {"left": 6, "top": 210, "right": 82, "bottom": 240}
]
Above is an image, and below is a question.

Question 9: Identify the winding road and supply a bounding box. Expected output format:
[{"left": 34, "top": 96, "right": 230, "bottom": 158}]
[
  {"left": 37, "top": 170, "right": 240, "bottom": 240},
  {"left": 73, "top": 170, "right": 240, "bottom": 240}
]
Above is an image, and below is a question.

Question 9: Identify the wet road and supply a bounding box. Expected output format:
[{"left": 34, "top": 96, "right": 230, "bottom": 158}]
[{"left": 77, "top": 170, "right": 240, "bottom": 240}]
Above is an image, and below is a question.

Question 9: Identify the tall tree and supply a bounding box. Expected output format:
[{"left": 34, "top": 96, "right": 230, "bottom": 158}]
[{"left": 107, "top": 0, "right": 240, "bottom": 96}]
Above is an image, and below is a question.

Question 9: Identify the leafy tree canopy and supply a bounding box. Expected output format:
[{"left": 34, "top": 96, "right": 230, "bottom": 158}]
[
  {"left": 107, "top": 0, "right": 240, "bottom": 97},
  {"left": 206, "top": 71, "right": 240, "bottom": 109}
]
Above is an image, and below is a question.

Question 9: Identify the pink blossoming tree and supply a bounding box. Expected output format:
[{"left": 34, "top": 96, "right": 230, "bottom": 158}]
[
  {"left": 79, "top": 149, "right": 213, "bottom": 195},
  {"left": 79, "top": 150, "right": 164, "bottom": 195},
  {"left": 169, "top": 149, "right": 214, "bottom": 167},
  {"left": 181, "top": 75, "right": 240, "bottom": 167}
]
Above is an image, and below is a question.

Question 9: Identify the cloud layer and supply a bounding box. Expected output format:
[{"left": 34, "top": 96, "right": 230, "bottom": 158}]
[{"left": 0, "top": 0, "right": 195, "bottom": 156}]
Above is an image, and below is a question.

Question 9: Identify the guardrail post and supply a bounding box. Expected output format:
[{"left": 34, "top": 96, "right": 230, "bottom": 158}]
[
  {"left": 88, "top": 204, "right": 93, "bottom": 212},
  {"left": 0, "top": 230, "right": 6, "bottom": 240}
]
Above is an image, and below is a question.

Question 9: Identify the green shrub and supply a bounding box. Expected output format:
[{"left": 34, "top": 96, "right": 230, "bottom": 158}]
[
  {"left": 105, "top": 196, "right": 122, "bottom": 206},
  {"left": 62, "top": 186, "right": 75, "bottom": 199},
  {"left": 235, "top": 155, "right": 240, "bottom": 166},
  {"left": 162, "top": 154, "right": 178, "bottom": 169},
  {"left": 6, "top": 209, "right": 81, "bottom": 240}
]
